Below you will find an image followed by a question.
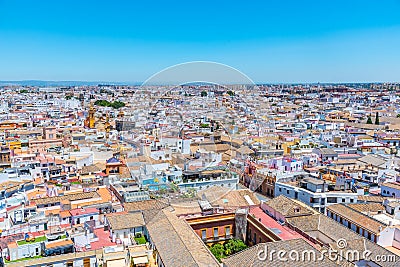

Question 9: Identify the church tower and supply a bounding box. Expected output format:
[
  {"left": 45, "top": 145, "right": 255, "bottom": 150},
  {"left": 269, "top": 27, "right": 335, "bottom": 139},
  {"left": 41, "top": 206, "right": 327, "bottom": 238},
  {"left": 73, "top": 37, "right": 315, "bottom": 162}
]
[
  {"left": 105, "top": 113, "right": 111, "bottom": 138},
  {"left": 85, "top": 103, "right": 96, "bottom": 129}
]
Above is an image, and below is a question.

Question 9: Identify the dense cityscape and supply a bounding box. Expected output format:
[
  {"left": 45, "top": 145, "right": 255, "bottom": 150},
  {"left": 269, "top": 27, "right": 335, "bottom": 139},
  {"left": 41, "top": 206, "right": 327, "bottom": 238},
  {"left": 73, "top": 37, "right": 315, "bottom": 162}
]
[
  {"left": 2, "top": 0, "right": 400, "bottom": 266},
  {"left": 0, "top": 83, "right": 399, "bottom": 266}
]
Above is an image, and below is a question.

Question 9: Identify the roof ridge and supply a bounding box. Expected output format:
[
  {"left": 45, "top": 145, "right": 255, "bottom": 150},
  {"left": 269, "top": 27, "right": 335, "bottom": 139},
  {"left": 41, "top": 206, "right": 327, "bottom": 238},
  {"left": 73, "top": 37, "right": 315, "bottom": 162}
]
[
  {"left": 317, "top": 213, "right": 321, "bottom": 229},
  {"left": 162, "top": 209, "right": 219, "bottom": 266},
  {"left": 222, "top": 242, "right": 263, "bottom": 266},
  {"left": 344, "top": 203, "right": 388, "bottom": 227}
]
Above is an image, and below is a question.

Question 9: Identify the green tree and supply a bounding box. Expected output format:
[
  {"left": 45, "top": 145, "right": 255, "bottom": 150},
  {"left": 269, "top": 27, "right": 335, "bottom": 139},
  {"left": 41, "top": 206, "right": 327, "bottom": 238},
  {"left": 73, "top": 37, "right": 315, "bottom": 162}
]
[
  {"left": 397, "top": 114, "right": 400, "bottom": 118},
  {"left": 94, "top": 100, "right": 125, "bottom": 109},
  {"left": 201, "top": 90, "right": 208, "bottom": 97},
  {"left": 375, "top": 112, "right": 380, "bottom": 125},
  {"left": 209, "top": 239, "right": 247, "bottom": 262},
  {"left": 227, "top": 90, "right": 235, "bottom": 96},
  {"left": 210, "top": 243, "right": 225, "bottom": 262},
  {"left": 366, "top": 114, "right": 373, "bottom": 124},
  {"left": 224, "top": 239, "right": 247, "bottom": 255}
]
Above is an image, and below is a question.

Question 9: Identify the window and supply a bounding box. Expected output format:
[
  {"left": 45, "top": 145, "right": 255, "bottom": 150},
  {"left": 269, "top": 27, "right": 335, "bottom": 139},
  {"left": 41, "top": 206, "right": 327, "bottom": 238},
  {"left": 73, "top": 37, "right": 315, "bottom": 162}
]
[
  {"left": 214, "top": 228, "right": 219, "bottom": 238},
  {"left": 225, "top": 226, "right": 230, "bottom": 237},
  {"left": 90, "top": 216, "right": 94, "bottom": 220},
  {"left": 201, "top": 229, "right": 207, "bottom": 240},
  {"left": 350, "top": 199, "right": 354, "bottom": 203},
  {"left": 342, "top": 198, "right": 345, "bottom": 203},
  {"left": 327, "top": 197, "right": 337, "bottom": 203}
]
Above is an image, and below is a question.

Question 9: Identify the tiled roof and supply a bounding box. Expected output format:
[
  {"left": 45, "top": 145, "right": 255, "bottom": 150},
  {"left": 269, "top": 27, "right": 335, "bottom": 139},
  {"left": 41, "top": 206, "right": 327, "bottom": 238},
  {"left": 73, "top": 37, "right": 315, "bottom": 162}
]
[
  {"left": 33, "top": 191, "right": 100, "bottom": 206},
  {"left": 170, "top": 200, "right": 202, "bottom": 216},
  {"left": 329, "top": 238, "right": 400, "bottom": 267},
  {"left": 222, "top": 238, "right": 340, "bottom": 267},
  {"left": 319, "top": 148, "right": 338, "bottom": 156},
  {"left": 265, "top": 195, "right": 315, "bottom": 217},
  {"left": 198, "top": 187, "right": 260, "bottom": 208},
  {"left": 237, "top": 145, "right": 255, "bottom": 155},
  {"left": 146, "top": 208, "right": 220, "bottom": 267},
  {"left": 106, "top": 212, "right": 145, "bottom": 230},
  {"left": 347, "top": 203, "right": 385, "bottom": 213},
  {"left": 326, "top": 204, "right": 386, "bottom": 234},
  {"left": 357, "top": 195, "right": 387, "bottom": 203},
  {"left": 81, "top": 164, "right": 103, "bottom": 174},
  {"left": 123, "top": 199, "right": 169, "bottom": 213},
  {"left": 357, "top": 154, "right": 386, "bottom": 167},
  {"left": 287, "top": 214, "right": 362, "bottom": 242}
]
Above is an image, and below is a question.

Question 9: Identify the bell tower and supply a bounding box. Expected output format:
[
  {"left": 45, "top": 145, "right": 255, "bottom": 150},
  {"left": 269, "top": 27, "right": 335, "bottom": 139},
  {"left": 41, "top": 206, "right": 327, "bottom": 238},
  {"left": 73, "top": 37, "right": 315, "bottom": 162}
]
[
  {"left": 105, "top": 113, "right": 111, "bottom": 138},
  {"left": 85, "top": 103, "right": 96, "bottom": 129}
]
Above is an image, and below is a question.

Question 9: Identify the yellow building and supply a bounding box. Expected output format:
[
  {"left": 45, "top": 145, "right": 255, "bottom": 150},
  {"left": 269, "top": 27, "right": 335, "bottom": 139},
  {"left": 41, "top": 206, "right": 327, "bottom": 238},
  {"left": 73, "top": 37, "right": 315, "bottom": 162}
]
[
  {"left": 84, "top": 103, "right": 96, "bottom": 129},
  {"left": 8, "top": 140, "right": 21, "bottom": 150}
]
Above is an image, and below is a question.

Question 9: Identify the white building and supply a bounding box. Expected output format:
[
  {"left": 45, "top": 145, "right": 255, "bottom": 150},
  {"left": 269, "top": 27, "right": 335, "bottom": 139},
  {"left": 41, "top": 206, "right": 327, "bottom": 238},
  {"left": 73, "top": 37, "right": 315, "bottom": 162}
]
[
  {"left": 275, "top": 178, "right": 358, "bottom": 213},
  {"left": 381, "top": 182, "right": 400, "bottom": 198}
]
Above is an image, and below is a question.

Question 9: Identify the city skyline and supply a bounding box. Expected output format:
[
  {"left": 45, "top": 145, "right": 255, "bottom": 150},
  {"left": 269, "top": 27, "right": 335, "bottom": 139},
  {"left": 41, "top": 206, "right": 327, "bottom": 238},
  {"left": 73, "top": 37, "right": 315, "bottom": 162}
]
[{"left": 1, "top": 0, "right": 400, "bottom": 83}]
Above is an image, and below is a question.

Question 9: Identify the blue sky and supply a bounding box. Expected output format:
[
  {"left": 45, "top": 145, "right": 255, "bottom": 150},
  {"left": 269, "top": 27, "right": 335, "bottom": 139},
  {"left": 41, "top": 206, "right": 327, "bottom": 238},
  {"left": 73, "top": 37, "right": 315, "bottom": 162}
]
[{"left": 0, "top": 0, "right": 400, "bottom": 83}]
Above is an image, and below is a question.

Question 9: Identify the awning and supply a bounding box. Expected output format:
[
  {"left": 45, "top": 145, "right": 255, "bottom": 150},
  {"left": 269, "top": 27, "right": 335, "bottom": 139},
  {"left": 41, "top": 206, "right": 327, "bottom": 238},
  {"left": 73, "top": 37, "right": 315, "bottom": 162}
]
[
  {"left": 107, "top": 259, "right": 126, "bottom": 267},
  {"left": 133, "top": 256, "right": 149, "bottom": 264}
]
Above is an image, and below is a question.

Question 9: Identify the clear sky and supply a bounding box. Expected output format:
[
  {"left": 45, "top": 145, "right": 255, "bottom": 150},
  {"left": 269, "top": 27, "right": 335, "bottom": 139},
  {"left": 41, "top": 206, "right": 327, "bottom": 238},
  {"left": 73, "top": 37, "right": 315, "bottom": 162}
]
[{"left": 0, "top": 0, "right": 400, "bottom": 83}]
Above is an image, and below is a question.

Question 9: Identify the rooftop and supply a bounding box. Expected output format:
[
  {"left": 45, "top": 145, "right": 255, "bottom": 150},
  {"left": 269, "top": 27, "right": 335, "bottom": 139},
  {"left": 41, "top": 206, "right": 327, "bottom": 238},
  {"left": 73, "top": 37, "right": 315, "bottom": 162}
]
[
  {"left": 326, "top": 204, "right": 386, "bottom": 234},
  {"left": 106, "top": 212, "right": 145, "bottom": 230},
  {"left": 264, "top": 195, "right": 316, "bottom": 218},
  {"left": 222, "top": 238, "right": 339, "bottom": 267},
  {"left": 146, "top": 208, "right": 220, "bottom": 267}
]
